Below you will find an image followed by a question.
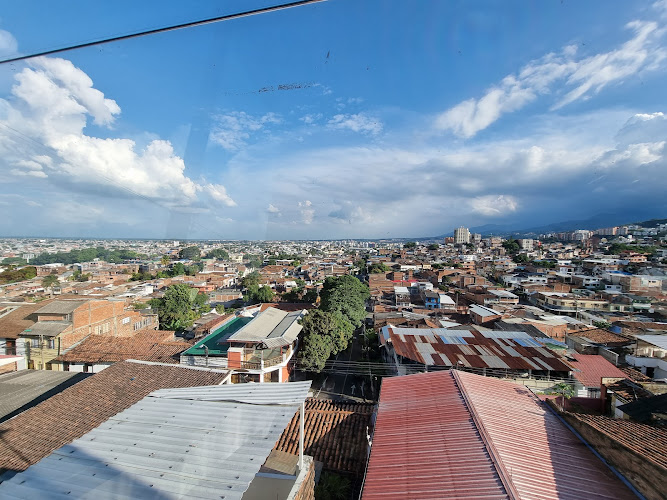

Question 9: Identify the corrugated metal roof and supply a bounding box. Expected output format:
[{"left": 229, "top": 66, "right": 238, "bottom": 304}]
[
  {"left": 454, "top": 371, "right": 637, "bottom": 500},
  {"left": 362, "top": 371, "right": 509, "bottom": 500},
  {"left": 227, "top": 308, "right": 304, "bottom": 347},
  {"left": 0, "top": 381, "right": 311, "bottom": 499},
  {"left": 363, "top": 370, "right": 637, "bottom": 500},
  {"left": 568, "top": 353, "right": 627, "bottom": 388},
  {"left": 20, "top": 321, "right": 70, "bottom": 337},
  {"left": 387, "top": 326, "right": 571, "bottom": 372},
  {"left": 34, "top": 300, "right": 87, "bottom": 315},
  {"left": 636, "top": 334, "right": 667, "bottom": 350}
]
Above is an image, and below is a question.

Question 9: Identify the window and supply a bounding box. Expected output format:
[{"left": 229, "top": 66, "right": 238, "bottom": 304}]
[
  {"left": 47, "top": 339, "right": 55, "bottom": 349},
  {"left": 31, "top": 338, "right": 40, "bottom": 348},
  {"left": 122, "top": 317, "right": 130, "bottom": 325}
]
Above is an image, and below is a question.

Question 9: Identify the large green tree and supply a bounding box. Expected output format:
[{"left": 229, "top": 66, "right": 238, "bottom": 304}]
[
  {"left": 254, "top": 285, "right": 275, "bottom": 303},
  {"left": 319, "top": 275, "right": 369, "bottom": 327},
  {"left": 297, "top": 310, "right": 354, "bottom": 372},
  {"left": 150, "top": 284, "right": 198, "bottom": 330},
  {"left": 205, "top": 248, "right": 230, "bottom": 260},
  {"left": 179, "top": 246, "right": 201, "bottom": 261},
  {"left": 41, "top": 274, "right": 59, "bottom": 289}
]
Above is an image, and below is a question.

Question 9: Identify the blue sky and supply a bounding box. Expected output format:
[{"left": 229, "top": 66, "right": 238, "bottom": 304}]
[{"left": 0, "top": 0, "right": 665, "bottom": 239}]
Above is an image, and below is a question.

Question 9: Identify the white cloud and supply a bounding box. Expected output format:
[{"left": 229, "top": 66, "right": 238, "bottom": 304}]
[
  {"left": 267, "top": 204, "right": 281, "bottom": 213},
  {"left": 470, "top": 195, "right": 519, "bottom": 216},
  {"left": 615, "top": 112, "right": 667, "bottom": 145},
  {"left": 0, "top": 55, "right": 235, "bottom": 210},
  {"left": 298, "top": 200, "right": 314, "bottom": 224},
  {"left": 300, "top": 113, "right": 322, "bottom": 124},
  {"left": 436, "top": 18, "right": 667, "bottom": 138},
  {"left": 209, "top": 111, "right": 281, "bottom": 151},
  {"left": 327, "top": 113, "right": 382, "bottom": 135},
  {"left": 0, "top": 29, "right": 17, "bottom": 57}
]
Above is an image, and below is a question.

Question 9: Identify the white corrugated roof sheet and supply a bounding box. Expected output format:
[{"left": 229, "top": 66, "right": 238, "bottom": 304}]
[{"left": 0, "top": 381, "right": 311, "bottom": 500}]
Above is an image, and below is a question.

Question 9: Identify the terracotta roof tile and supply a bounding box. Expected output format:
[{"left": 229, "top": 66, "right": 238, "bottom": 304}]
[
  {"left": 274, "top": 398, "right": 373, "bottom": 476},
  {"left": 0, "top": 361, "right": 226, "bottom": 472},
  {"left": 570, "top": 413, "right": 667, "bottom": 470},
  {"left": 52, "top": 330, "right": 190, "bottom": 364}
]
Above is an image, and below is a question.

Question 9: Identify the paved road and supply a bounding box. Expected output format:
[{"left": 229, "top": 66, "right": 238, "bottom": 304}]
[{"left": 302, "top": 327, "right": 379, "bottom": 402}]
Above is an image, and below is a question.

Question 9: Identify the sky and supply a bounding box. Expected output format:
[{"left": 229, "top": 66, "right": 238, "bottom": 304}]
[{"left": 0, "top": 0, "right": 666, "bottom": 240}]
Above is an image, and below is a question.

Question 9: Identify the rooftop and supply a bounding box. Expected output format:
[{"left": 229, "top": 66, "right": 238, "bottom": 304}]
[
  {"left": 274, "top": 398, "right": 373, "bottom": 476},
  {"left": 568, "top": 353, "right": 627, "bottom": 388},
  {"left": 20, "top": 320, "right": 70, "bottom": 337},
  {"left": 34, "top": 300, "right": 88, "bottom": 315},
  {"left": 53, "top": 330, "right": 190, "bottom": 364},
  {"left": 0, "top": 360, "right": 228, "bottom": 473},
  {"left": 0, "top": 380, "right": 312, "bottom": 499},
  {"left": 0, "top": 370, "right": 88, "bottom": 423},
  {"left": 228, "top": 307, "right": 304, "bottom": 348},
  {"left": 362, "top": 370, "right": 637, "bottom": 500},
  {"left": 383, "top": 325, "right": 572, "bottom": 372}
]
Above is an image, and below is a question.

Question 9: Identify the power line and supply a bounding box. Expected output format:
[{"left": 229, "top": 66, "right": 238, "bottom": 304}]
[{"left": 0, "top": 0, "right": 326, "bottom": 65}]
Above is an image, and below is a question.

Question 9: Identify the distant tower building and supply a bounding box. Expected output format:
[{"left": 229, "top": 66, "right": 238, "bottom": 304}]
[
  {"left": 471, "top": 233, "right": 482, "bottom": 244},
  {"left": 454, "top": 227, "right": 471, "bottom": 245}
]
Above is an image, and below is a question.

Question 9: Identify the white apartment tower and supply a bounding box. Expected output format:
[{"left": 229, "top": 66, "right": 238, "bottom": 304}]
[{"left": 454, "top": 226, "right": 471, "bottom": 245}]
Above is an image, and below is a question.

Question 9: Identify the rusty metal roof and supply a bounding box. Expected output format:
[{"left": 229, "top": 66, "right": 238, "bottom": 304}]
[
  {"left": 385, "top": 325, "right": 572, "bottom": 372},
  {"left": 568, "top": 353, "right": 628, "bottom": 388},
  {"left": 362, "top": 370, "right": 638, "bottom": 500}
]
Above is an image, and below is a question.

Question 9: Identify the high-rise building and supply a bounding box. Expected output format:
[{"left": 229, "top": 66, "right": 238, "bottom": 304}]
[{"left": 454, "top": 226, "right": 471, "bottom": 245}]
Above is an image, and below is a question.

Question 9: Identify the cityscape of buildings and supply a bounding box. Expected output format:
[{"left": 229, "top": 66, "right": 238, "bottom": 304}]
[
  {"left": 0, "top": 218, "right": 665, "bottom": 498},
  {"left": 1, "top": 1, "right": 667, "bottom": 498}
]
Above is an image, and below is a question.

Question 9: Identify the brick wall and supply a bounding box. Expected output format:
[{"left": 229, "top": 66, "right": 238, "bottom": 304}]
[
  {"left": 292, "top": 458, "right": 315, "bottom": 500},
  {"left": 562, "top": 414, "right": 664, "bottom": 500},
  {"left": 0, "top": 362, "right": 17, "bottom": 374}
]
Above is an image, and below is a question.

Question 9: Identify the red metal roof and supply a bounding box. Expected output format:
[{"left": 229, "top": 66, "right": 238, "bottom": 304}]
[
  {"left": 568, "top": 353, "right": 628, "bottom": 388},
  {"left": 455, "top": 370, "right": 636, "bottom": 500},
  {"left": 386, "top": 326, "right": 572, "bottom": 372},
  {"left": 362, "top": 371, "right": 508, "bottom": 500},
  {"left": 362, "top": 370, "right": 637, "bottom": 500}
]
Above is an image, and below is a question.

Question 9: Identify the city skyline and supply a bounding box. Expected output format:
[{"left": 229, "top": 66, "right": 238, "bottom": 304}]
[{"left": 0, "top": 1, "right": 666, "bottom": 239}]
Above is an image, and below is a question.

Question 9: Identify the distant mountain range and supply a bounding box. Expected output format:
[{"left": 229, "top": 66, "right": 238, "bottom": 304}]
[{"left": 432, "top": 213, "right": 666, "bottom": 239}]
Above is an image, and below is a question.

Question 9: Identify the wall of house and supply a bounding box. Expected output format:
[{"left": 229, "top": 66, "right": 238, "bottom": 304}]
[
  {"left": 289, "top": 456, "right": 315, "bottom": 500},
  {"left": 562, "top": 414, "right": 664, "bottom": 500}
]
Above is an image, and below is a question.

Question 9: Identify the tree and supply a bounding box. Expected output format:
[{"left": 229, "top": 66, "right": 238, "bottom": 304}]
[
  {"left": 502, "top": 239, "right": 520, "bottom": 254},
  {"left": 255, "top": 285, "right": 275, "bottom": 303},
  {"left": 403, "top": 241, "right": 417, "bottom": 249},
  {"left": 592, "top": 320, "right": 612, "bottom": 330},
  {"left": 319, "top": 275, "right": 370, "bottom": 328},
  {"left": 303, "top": 288, "right": 319, "bottom": 303},
  {"left": 41, "top": 275, "right": 59, "bottom": 289},
  {"left": 152, "top": 284, "right": 198, "bottom": 330},
  {"left": 178, "top": 246, "right": 201, "bottom": 261},
  {"left": 205, "top": 248, "right": 230, "bottom": 260},
  {"left": 548, "top": 383, "right": 574, "bottom": 411},
  {"left": 172, "top": 262, "right": 186, "bottom": 276},
  {"left": 314, "top": 472, "right": 351, "bottom": 500},
  {"left": 160, "top": 255, "right": 170, "bottom": 266},
  {"left": 298, "top": 310, "right": 353, "bottom": 371},
  {"left": 215, "top": 304, "right": 225, "bottom": 314},
  {"left": 368, "top": 262, "right": 390, "bottom": 274},
  {"left": 428, "top": 243, "right": 440, "bottom": 250},
  {"left": 241, "top": 271, "right": 261, "bottom": 289}
]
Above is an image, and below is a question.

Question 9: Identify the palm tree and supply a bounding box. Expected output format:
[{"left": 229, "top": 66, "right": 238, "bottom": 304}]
[{"left": 549, "top": 382, "right": 575, "bottom": 411}]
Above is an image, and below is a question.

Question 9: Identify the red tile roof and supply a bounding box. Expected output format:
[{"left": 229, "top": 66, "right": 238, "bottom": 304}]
[
  {"left": 52, "top": 330, "right": 190, "bottom": 364},
  {"left": 274, "top": 398, "right": 373, "bottom": 475},
  {"left": 568, "top": 353, "right": 628, "bottom": 388},
  {"left": 570, "top": 413, "right": 667, "bottom": 470},
  {"left": 0, "top": 361, "right": 227, "bottom": 472},
  {"left": 362, "top": 370, "right": 636, "bottom": 500}
]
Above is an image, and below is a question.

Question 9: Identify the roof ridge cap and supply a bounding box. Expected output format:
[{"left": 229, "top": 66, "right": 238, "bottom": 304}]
[{"left": 452, "top": 370, "right": 520, "bottom": 500}]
